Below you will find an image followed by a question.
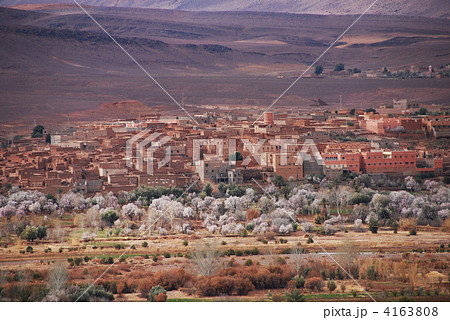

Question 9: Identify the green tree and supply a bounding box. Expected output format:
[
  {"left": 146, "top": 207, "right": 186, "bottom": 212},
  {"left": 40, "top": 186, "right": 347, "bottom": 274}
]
[
  {"left": 314, "top": 65, "right": 323, "bottom": 75},
  {"left": 281, "top": 186, "right": 291, "bottom": 198},
  {"left": 334, "top": 63, "right": 345, "bottom": 71},
  {"left": 418, "top": 107, "right": 428, "bottom": 115},
  {"left": 36, "top": 226, "right": 47, "bottom": 240},
  {"left": 31, "top": 125, "right": 45, "bottom": 138},
  {"left": 101, "top": 210, "right": 119, "bottom": 225},
  {"left": 368, "top": 217, "right": 379, "bottom": 234},
  {"left": 274, "top": 175, "right": 287, "bottom": 188},
  {"left": 218, "top": 182, "right": 228, "bottom": 194},
  {"left": 203, "top": 183, "right": 213, "bottom": 197},
  {"left": 21, "top": 226, "right": 38, "bottom": 242}
]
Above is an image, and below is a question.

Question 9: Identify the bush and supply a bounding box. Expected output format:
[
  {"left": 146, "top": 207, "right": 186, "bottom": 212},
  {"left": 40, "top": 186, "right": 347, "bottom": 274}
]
[
  {"left": 101, "top": 210, "right": 119, "bottom": 225},
  {"left": 153, "top": 268, "right": 191, "bottom": 291},
  {"left": 183, "top": 240, "right": 188, "bottom": 246},
  {"left": 148, "top": 285, "right": 167, "bottom": 302},
  {"left": 138, "top": 279, "right": 153, "bottom": 299},
  {"left": 21, "top": 226, "right": 38, "bottom": 242},
  {"left": 74, "top": 257, "right": 83, "bottom": 266},
  {"left": 163, "top": 252, "right": 171, "bottom": 258},
  {"left": 245, "top": 259, "right": 253, "bottom": 266},
  {"left": 366, "top": 265, "right": 378, "bottom": 280},
  {"left": 196, "top": 276, "right": 254, "bottom": 297},
  {"left": 305, "top": 277, "right": 324, "bottom": 292},
  {"left": 327, "top": 280, "right": 337, "bottom": 292},
  {"left": 234, "top": 277, "right": 255, "bottom": 296},
  {"left": 293, "top": 275, "right": 306, "bottom": 288},
  {"left": 59, "top": 248, "right": 63, "bottom": 253},
  {"left": 26, "top": 246, "right": 33, "bottom": 253},
  {"left": 284, "top": 289, "right": 305, "bottom": 302},
  {"left": 368, "top": 217, "right": 379, "bottom": 234},
  {"left": 153, "top": 255, "right": 158, "bottom": 262},
  {"left": 409, "top": 229, "right": 417, "bottom": 236},
  {"left": 142, "top": 241, "right": 148, "bottom": 248}
]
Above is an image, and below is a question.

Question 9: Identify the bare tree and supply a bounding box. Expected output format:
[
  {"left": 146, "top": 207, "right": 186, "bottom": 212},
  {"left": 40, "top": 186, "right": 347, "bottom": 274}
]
[
  {"left": 191, "top": 243, "right": 221, "bottom": 276},
  {"left": 338, "top": 239, "right": 359, "bottom": 277},
  {"left": 290, "top": 246, "right": 304, "bottom": 275},
  {"left": 48, "top": 262, "right": 69, "bottom": 292},
  {"left": 16, "top": 270, "right": 33, "bottom": 301},
  {"left": 49, "top": 223, "right": 67, "bottom": 243}
]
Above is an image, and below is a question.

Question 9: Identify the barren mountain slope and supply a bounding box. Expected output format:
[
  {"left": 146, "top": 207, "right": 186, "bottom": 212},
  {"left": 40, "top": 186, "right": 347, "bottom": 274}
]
[{"left": 2, "top": 0, "right": 449, "bottom": 18}]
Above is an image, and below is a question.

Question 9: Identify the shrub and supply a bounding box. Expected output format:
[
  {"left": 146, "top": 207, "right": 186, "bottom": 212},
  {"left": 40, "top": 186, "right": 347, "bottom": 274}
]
[
  {"left": 148, "top": 285, "right": 167, "bottom": 302},
  {"left": 21, "top": 226, "right": 38, "bottom": 242},
  {"left": 293, "top": 275, "right": 305, "bottom": 288},
  {"left": 246, "top": 208, "right": 260, "bottom": 221},
  {"left": 284, "top": 289, "right": 305, "bottom": 302},
  {"left": 142, "top": 241, "right": 148, "bottom": 248},
  {"left": 74, "top": 257, "right": 83, "bottom": 266},
  {"left": 59, "top": 248, "right": 63, "bottom": 253},
  {"left": 196, "top": 276, "right": 254, "bottom": 297},
  {"left": 101, "top": 210, "right": 119, "bottom": 225},
  {"left": 245, "top": 259, "right": 253, "bottom": 266},
  {"left": 26, "top": 246, "right": 33, "bottom": 254},
  {"left": 163, "top": 252, "right": 171, "bottom": 258},
  {"left": 154, "top": 292, "right": 167, "bottom": 302},
  {"left": 409, "top": 229, "right": 417, "bottom": 236},
  {"left": 234, "top": 277, "right": 254, "bottom": 296},
  {"left": 327, "top": 280, "right": 337, "bottom": 292},
  {"left": 83, "top": 256, "right": 90, "bottom": 262},
  {"left": 138, "top": 279, "right": 154, "bottom": 299},
  {"left": 153, "top": 255, "right": 158, "bottom": 262},
  {"left": 183, "top": 240, "right": 189, "bottom": 246},
  {"left": 399, "top": 218, "right": 417, "bottom": 231},
  {"left": 221, "top": 241, "right": 227, "bottom": 245},
  {"left": 307, "top": 236, "right": 314, "bottom": 244},
  {"left": 154, "top": 268, "right": 191, "bottom": 291},
  {"left": 366, "top": 265, "right": 378, "bottom": 280},
  {"left": 305, "top": 277, "right": 324, "bottom": 292},
  {"left": 131, "top": 245, "right": 136, "bottom": 250},
  {"left": 196, "top": 276, "right": 234, "bottom": 296},
  {"left": 368, "top": 217, "right": 379, "bottom": 234}
]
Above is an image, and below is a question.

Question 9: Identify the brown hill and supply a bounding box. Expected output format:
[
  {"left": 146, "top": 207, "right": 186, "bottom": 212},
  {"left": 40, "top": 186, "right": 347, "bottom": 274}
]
[
  {"left": 2, "top": 0, "right": 449, "bottom": 18},
  {"left": 0, "top": 6, "right": 449, "bottom": 123}
]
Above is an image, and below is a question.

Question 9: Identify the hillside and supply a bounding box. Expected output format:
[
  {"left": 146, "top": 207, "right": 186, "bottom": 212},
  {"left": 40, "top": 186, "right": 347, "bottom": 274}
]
[
  {"left": 0, "top": 5, "right": 449, "bottom": 123},
  {"left": 1, "top": 0, "right": 449, "bottom": 18}
]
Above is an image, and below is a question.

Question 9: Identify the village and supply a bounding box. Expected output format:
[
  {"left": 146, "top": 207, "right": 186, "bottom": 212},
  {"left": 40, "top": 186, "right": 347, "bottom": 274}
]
[{"left": 0, "top": 99, "right": 448, "bottom": 194}]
